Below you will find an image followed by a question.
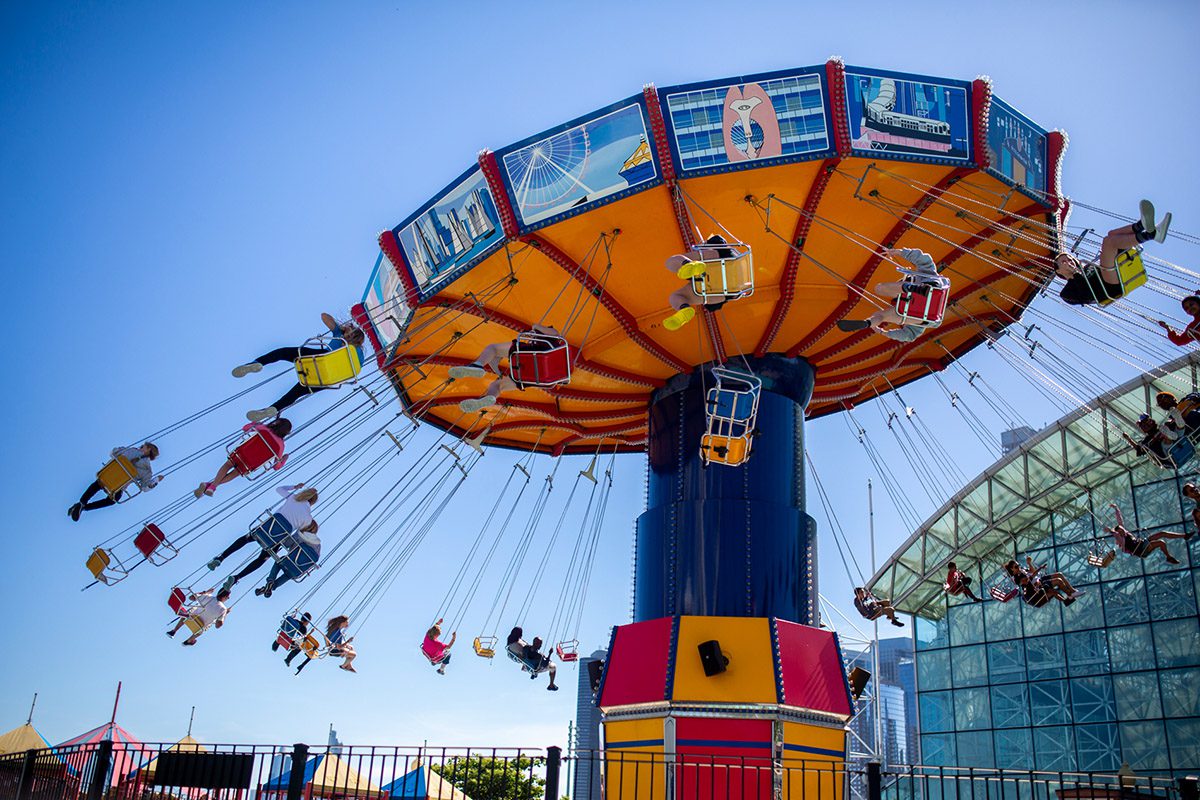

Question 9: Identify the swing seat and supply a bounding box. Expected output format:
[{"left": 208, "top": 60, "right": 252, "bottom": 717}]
[
  {"left": 509, "top": 333, "right": 572, "bottom": 390},
  {"left": 1095, "top": 249, "right": 1147, "bottom": 306},
  {"left": 86, "top": 547, "right": 126, "bottom": 585},
  {"left": 473, "top": 636, "right": 497, "bottom": 658},
  {"left": 989, "top": 586, "right": 1018, "bottom": 603},
  {"left": 300, "top": 634, "right": 322, "bottom": 659},
  {"left": 229, "top": 428, "right": 286, "bottom": 479},
  {"left": 894, "top": 278, "right": 952, "bottom": 327},
  {"left": 700, "top": 434, "right": 751, "bottom": 466},
  {"left": 134, "top": 524, "right": 177, "bottom": 565},
  {"left": 276, "top": 543, "right": 319, "bottom": 583},
  {"left": 420, "top": 645, "right": 448, "bottom": 666},
  {"left": 1167, "top": 437, "right": 1195, "bottom": 470},
  {"left": 1087, "top": 550, "right": 1117, "bottom": 568},
  {"left": 296, "top": 340, "right": 363, "bottom": 389},
  {"left": 168, "top": 588, "right": 187, "bottom": 615},
  {"left": 184, "top": 616, "right": 207, "bottom": 636},
  {"left": 506, "top": 648, "right": 549, "bottom": 675},
  {"left": 555, "top": 640, "right": 579, "bottom": 662},
  {"left": 276, "top": 631, "right": 295, "bottom": 650},
  {"left": 96, "top": 456, "right": 139, "bottom": 502},
  {"left": 689, "top": 244, "right": 754, "bottom": 302},
  {"left": 249, "top": 513, "right": 294, "bottom": 551}
]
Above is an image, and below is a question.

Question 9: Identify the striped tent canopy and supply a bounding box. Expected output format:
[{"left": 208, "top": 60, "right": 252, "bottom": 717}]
[{"left": 56, "top": 723, "right": 145, "bottom": 787}]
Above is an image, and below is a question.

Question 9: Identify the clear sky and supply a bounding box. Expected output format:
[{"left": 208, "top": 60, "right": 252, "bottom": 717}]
[{"left": 2, "top": 0, "right": 1198, "bottom": 751}]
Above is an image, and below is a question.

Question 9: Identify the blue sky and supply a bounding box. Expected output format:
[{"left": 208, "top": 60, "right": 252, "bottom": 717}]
[{"left": 2, "top": 0, "right": 1198, "bottom": 750}]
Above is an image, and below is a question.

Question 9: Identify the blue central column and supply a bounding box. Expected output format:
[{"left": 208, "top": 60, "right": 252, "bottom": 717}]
[{"left": 634, "top": 354, "right": 818, "bottom": 623}]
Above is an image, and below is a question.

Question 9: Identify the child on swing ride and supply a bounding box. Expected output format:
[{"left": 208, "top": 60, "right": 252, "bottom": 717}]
[
  {"left": 1158, "top": 294, "right": 1200, "bottom": 347},
  {"left": 1154, "top": 391, "right": 1200, "bottom": 438},
  {"left": 944, "top": 561, "right": 983, "bottom": 602},
  {"left": 662, "top": 235, "right": 738, "bottom": 331},
  {"left": 1104, "top": 503, "right": 1186, "bottom": 565},
  {"left": 232, "top": 312, "right": 366, "bottom": 422},
  {"left": 295, "top": 615, "right": 357, "bottom": 674},
  {"left": 1054, "top": 199, "right": 1171, "bottom": 306},
  {"left": 205, "top": 484, "right": 318, "bottom": 592},
  {"left": 1121, "top": 415, "right": 1172, "bottom": 464},
  {"left": 167, "top": 587, "right": 231, "bottom": 646},
  {"left": 68, "top": 442, "right": 162, "bottom": 521},
  {"left": 422, "top": 619, "right": 457, "bottom": 675},
  {"left": 853, "top": 587, "right": 905, "bottom": 627},
  {"left": 448, "top": 323, "right": 565, "bottom": 413},
  {"left": 836, "top": 248, "right": 944, "bottom": 338},
  {"left": 193, "top": 418, "right": 293, "bottom": 498}
]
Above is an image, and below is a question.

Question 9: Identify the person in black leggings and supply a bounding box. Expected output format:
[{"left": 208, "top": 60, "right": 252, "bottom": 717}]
[{"left": 233, "top": 313, "right": 366, "bottom": 422}]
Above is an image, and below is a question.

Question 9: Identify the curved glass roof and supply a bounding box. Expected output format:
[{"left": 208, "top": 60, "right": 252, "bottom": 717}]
[{"left": 866, "top": 352, "right": 1200, "bottom": 619}]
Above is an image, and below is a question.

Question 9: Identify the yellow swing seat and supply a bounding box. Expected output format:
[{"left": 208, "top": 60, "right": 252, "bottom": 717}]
[
  {"left": 1096, "top": 248, "right": 1147, "bottom": 306},
  {"left": 295, "top": 340, "right": 363, "bottom": 388},
  {"left": 689, "top": 242, "right": 754, "bottom": 303},
  {"left": 96, "top": 455, "right": 139, "bottom": 502},
  {"left": 184, "top": 616, "right": 207, "bottom": 636},
  {"left": 473, "top": 636, "right": 497, "bottom": 659},
  {"left": 700, "top": 434, "right": 751, "bottom": 466},
  {"left": 86, "top": 547, "right": 127, "bottom": 585}
]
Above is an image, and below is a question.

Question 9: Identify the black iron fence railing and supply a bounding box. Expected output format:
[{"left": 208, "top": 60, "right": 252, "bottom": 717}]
[{"left": 0, "top": 742, "right": 1193, "bottom": 800}]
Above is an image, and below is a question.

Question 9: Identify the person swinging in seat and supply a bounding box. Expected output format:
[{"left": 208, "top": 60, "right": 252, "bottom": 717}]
[
  {"left": 1154, "top": 392, "right": 1200, "bottom": 439},
  {"left": 1104, "top": 503, "right": 1186, "bottom": 566},
  {"left": 167, "top": 587, "right": 231, "bottom": 646},
  {"left": 944, "top": 561, "right": 983, "bottom": 602},
  {"left": 1054, "top": 199, "right": 1171, "bottom": 306},
  {"left": 506, "top": 626, "right": 559, "bottom": 690},
  {"left": 1158, "top": 294, "right": 1200, "bottom": 348},
  {"left": 254, "top": 523, "right": 321, "bottom": 598},
  {"left": 422, "top": 619, "right": 457, "bottom": 676},
  {"left": 194, "top": 418, "right": 292, "bottom": 498},
  {"left": 205, "top": 484, "right": 318, "bottom": 593},
  {"left": 232, "top": 312, "right": 366, "bottom": 422},
  {"left": 69, "top": 442, "right": 162, "bottom": 521},
  {"left": 837, "top": 248, "right": 948, "bottom": 340},
  {"left": 1121, "top": 415, "right": 1173, "bottom": 465},
  {"left": 853, "top": 587, "right": 904, "bottom": 627},
  {"left": 295, "top": 615, "right": 357, "bottom": 674},
  {"left": 274, "top": 611, "right": 312, "bottom": 667},
  {"left": 662, "top": 235, "right": 742, "bottom": 331},
  {"left": 448, "top": 324, "right": 566, "bottom": 413}
]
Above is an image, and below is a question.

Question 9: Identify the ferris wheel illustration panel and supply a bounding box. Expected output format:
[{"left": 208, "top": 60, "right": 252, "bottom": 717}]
[{"left": 500, "top": 102, "right": 658, "bottom": 228}]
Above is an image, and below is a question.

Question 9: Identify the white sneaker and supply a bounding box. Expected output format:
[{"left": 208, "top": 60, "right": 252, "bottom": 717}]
[
  {"left": 246, "top": 406, "right": 278, "bottom": 423},
  {"left": 448, "top": 364, "right": 487, "bottom": 379},
  {"left": 459, "top": 396, "right": 497, "bottom": 413},
  {"left": 1139, "top": 199, "right": 1156, "bottom": 232},
  {"left": 1156, "top": 212, "right": 1172, "bottom": 243},
  {"left": 232, "top": 362, "right": 263, "bottom": 378}
]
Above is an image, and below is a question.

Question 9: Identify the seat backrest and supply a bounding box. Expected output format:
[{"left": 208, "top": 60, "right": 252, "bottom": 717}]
[
  {"left": 168, "top": 588, "right": 187, "bottom": 614},
  {"left": 511, "top": 339, "right": 570, "bottom": 387},
  {"left": 296, "top": 346, "right": 362, "bottom": 388},
  {"left": 185, "top": 616, "right": 207, "bottom": 635},
  {"left": 301, "top": 634, "right": 321, "bottom": 657},
  {"left": 700, "top": 434, "right": 749, "bottom": 466},
  {"left": 250, "top": 513, "right": 294, "bottom": 549},
  {"left": 134, "top": 524, "right": 166, "bottom": 558},
  {"left": 97, "top": 456, "right": 136, "bottom": 494},
  {"left": 1170, "top": 438, "right": 1196, "bottom": 470},
  {"left": 86, "top": 548, "right": 111, "bottom": 579},
  {"left": 276, "top": 631, "right": 295, "bottom": 649},
  {"left": 280, "top": 544, "right": 319, "bottom": 580},
  {"left": 232, "top": 431, "right": 283, "bottom": 475}
]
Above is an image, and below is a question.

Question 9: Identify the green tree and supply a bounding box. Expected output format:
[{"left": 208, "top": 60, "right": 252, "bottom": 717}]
[{"left": 431, "top": 755, "right": 546, "bottom": 800}]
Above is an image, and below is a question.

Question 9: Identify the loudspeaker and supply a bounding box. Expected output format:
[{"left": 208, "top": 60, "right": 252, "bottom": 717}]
[
  {"left": 697, "top": 640, "right": 729, "bottom": 676},
  {"left": 848, "top": 666, "right": 871, "bottom": 700},
  {"left": 587, "top": 659, "right": 604, "bottom": 695}
]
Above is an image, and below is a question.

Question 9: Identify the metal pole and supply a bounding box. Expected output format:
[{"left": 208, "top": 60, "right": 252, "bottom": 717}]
[
  {"left": 16, "top": 750, "right": 37, "bottom": 800},
  {"left": 25, "top": 693, "right": 37, "bottom": 726},
  {"left": 545, "top": 746, "right": 562, "bottom": 800},
  {"left": 187, "top": 706, "right": 195, "bottom": 737},
  {"left": 285, "top": 743, "right": 309, "bottom": 800},
  {"left": 866, "top": 760, "right": 882, "bottom": 800},
  {"left": 869, "top": 481, "right": 883, "bottom": 770},
  {"left": 86, "top": 740, "right": 113, "bottom": 800},
  {"left": 565, "top": 721, "right": 574, "bottom": 800},
  {"left": 108, "top": 681, "right": 122, "bottom": 734}
]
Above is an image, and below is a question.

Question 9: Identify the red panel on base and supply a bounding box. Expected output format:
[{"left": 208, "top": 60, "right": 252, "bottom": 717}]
[
  {"left": 676, "top": 718, "right": 773, "bottom": 800},
  {"left": 775, "top": 620, "right": 852, "bottom": 716},
  {"left": 598, "top": 617, "right": 674, "bottom": 707}
]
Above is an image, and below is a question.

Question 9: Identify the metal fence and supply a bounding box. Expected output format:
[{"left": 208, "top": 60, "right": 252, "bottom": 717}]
[{"left": 0, "top": 743, "right": 1193, "bottom": 800}]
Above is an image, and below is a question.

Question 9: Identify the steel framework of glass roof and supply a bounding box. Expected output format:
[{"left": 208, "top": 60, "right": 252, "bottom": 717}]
[{"left": 866, "top": 353, "right": 1200, "bottom": 620}]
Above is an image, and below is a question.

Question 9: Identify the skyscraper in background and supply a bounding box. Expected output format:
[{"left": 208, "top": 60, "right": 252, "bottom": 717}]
[{"left": 845, "top": 638, "right": 917, "bottom": 765}]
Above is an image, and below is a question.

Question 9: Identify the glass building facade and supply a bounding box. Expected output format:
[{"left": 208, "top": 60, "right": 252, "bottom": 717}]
[{"left": 869, "top": 355, "right": 1200, "bottom": 777}]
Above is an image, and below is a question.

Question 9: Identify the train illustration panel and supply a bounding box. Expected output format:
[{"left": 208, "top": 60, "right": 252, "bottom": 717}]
[
  {"left": 659, "top": 67, "right": 831, "bottom": 176},
  {"left": 987, "top": 96, "right": 1048, "bottom": 196},
  {"left": 497, "top": 98, "right": 660, "bottom": 231},
  {"left": 393, "top": 166, "right": 505, "bottom": 298},
  {"left": 844, "top": 67, "right": 971, "bottom": 163}
]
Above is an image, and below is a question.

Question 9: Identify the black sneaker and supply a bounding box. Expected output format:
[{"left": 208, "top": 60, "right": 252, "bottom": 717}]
[
  {"left": 68, "top": 504, "right": 82, "bottom": 522},
  {"left": 891, "top": 619, "right": 905, "bottom": 627},
  {"left": 838, "top": 320, "right": 872, "bottom": 332},
  {"left": 547, "top": 684, "right": 559, "bottom": 691}
]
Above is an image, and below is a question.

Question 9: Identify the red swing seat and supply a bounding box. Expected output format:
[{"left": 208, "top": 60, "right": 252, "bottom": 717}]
[
  {"left": 228, "top": 428, "right": 285, "bottom": 479},
  {"left": 989, "top": 585, "right": 1018, "bottom": 603},
  {"left": 168, "top": 587, "right": 188, "bottom": 615},
  {"left": 134, "top": 524, "right": 178, "bottom": 565},
  {"left": 555, "top": 639, "right": 579, "bottom": 662},
  {"left": 509, "top": 333, "right": 572, "bottom": 390},
  {"left": 894, "top": 276, "right": 951, "bottom": 327}
]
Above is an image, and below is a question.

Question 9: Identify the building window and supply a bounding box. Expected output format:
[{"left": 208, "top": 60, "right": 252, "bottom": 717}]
[
  {"left": 950, "top": 644, "right": 988, "bottom": 687},
  {"left": 987, "top": 640, "right": 1026, "bottom": 684},
  {"left": 1107, "top": 625, "right": 1157, "bottom": 672},
  {"left": 1062, "top": 584, "right": 1104, "bottom": 632},
  {"left": 920, "top": 733, "right": 956, "bottom": 766},
  {"left": 1159, "top": 668, "right": 1200, "bottom": 717},
  {"left": 1112, "top": 672, "right": 1164, "bottom": 721},
  {"left": 953, "top": 688, "right": 991, "bottom": 730},
  {"left": 1065, "top": 630, "right": 1109, "bottom": 677},
  {"left": 915, "top": 614, "right": 949, "bottom": 651},
  {"left": 1033, "top": 725, "right": 1076, "bottom": 771},
  {"left": 1120, "top": 721, "right": 1169, "bottom": 771},
  {"left": 1026, "top": 635, "right": 1066, "bottom": 680},
  {"left": 1147, "top": 570, "right": 1198, "bottom": 620},
  {"left": 993, "top": 728, "right": 1034, "bottom": 770},
  {"left": 1070, "top": 676, "right": 1117, "bottom": 723},
  {"left": 1030, "top": 681, "right": 1070, "bottom": 725},
  {"left": 955, "top": 731, "right": 995, "bottom": 768},
  {"left": 1103, "top": 577, "right": 1150, "bottom": 626},
  {"left": 1166, "top": 719, "right": 1200, "bottom": 772},
  {"left": 1074, "top": 723, "right": 1121, "bottom": 772},
  {"left": 917, "top": 649, "right": 951, "bottom": 691},
  {"left": 948, "top": 600, "right": 985, "bottom": 646},
  {"left": 1133, "top": 477, "right": 1185, "bottom": 529},
  {"left": 919, "top": 691, "right": 954, "bottom": 733},
  {"left": 1152, "top": 617, "right": 1200, "bottom": 667},
  {"left": 991, "top": 683, "right": 1031, "bottom": 728},
  {"left": 1023, "top": 601, "right": 1064, "bottom": 637}
]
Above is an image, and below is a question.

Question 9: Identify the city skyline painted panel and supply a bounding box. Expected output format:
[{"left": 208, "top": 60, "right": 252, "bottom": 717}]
[
  {"left": 987, "top": 97, "right": 1048, "bottom": 195},
  {"left": 394, "top": 167, "right": 503, "bottom": 295},
  {"left": 662, "top": 71, "right": 830, "bottom": 174},
  {"left": 844, "top": 68, "right": 970, "bottom": 162},
  {"left": 360, "top": 252, "right": 410, "bottom": 353},
  {"left": 500, "top": 101, "right": 657, "bottom": 229}
]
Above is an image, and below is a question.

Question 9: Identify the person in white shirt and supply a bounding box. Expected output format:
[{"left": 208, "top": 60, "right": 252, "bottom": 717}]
[
  {"left": 167, "top": 588, "right": 231, "bottom": 646},
  {"left": 254, "top": 527, "right": 322, "bottom": 598},
  {"left": 205, "top": 485, "right": 318, "bottom": 592}
]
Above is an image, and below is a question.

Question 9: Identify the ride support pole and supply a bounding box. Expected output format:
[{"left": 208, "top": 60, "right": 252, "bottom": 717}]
[
  {"left": 85, "top": 739, "right": 113, "bottom": 800},
  {"left": 285, "top": 743, "right": 310, "bottom": 800},
  {"left": 15, "top": 750, "right": 36, "bottom": 800}
]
